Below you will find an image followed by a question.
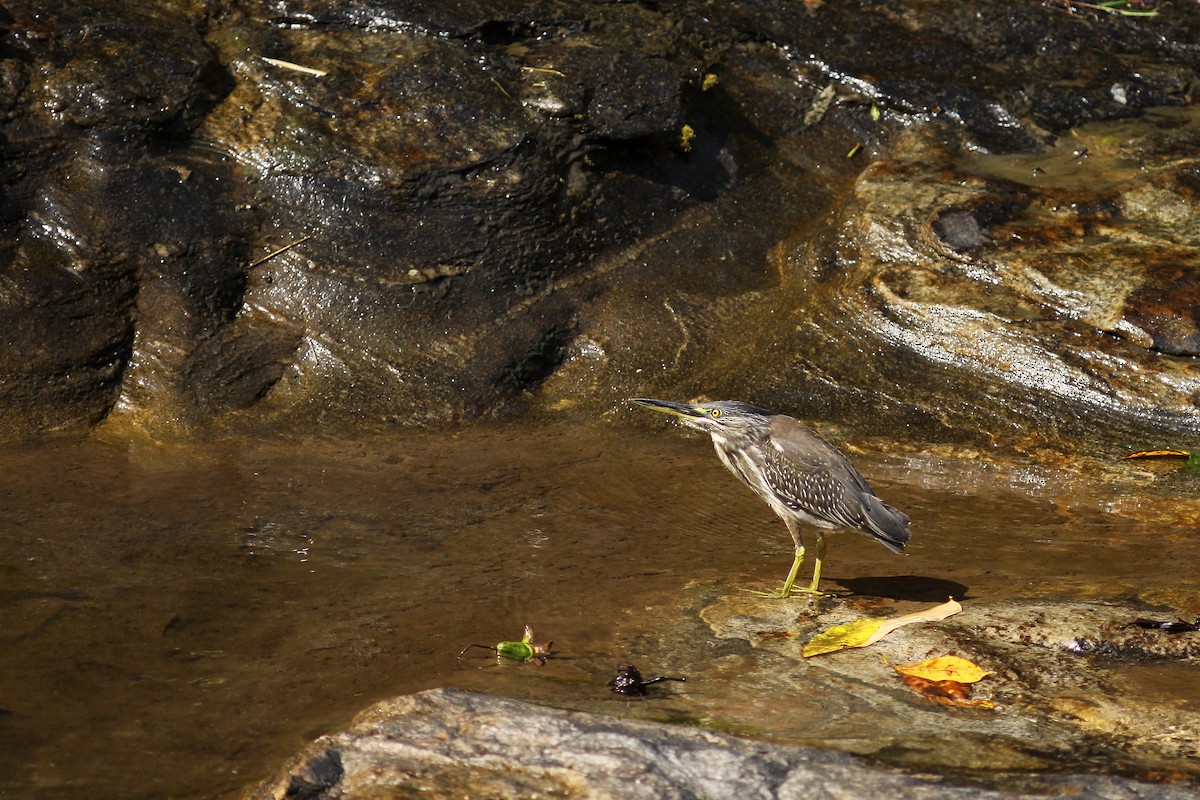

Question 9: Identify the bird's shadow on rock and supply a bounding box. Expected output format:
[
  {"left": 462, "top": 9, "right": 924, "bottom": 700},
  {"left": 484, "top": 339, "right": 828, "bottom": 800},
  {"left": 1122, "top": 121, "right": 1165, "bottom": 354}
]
[{"left": 834, "top": 575, "right": 970, "bottom": 603}]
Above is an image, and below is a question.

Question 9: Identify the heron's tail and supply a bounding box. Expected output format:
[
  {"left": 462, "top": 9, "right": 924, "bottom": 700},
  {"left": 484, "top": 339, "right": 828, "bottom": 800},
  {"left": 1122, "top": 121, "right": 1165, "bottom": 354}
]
[{"left": 861, "top": 496, "right": 911, "bottom": 554}]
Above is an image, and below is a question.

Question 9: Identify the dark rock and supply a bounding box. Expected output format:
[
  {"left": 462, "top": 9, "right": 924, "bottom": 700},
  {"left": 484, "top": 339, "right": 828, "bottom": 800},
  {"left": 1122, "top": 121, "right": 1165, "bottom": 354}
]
[
  {"left": 282, "top": 749, "right": 343, "bottom": 800},
  {"left": 1124, "top": 269, "right": 1200, "bottom": 356},
  {"left": 10, "top": 1, "right": 221, "bottom": 135},
  {"left": 931, "top": 208, "right": 993, "bottom": 252}
]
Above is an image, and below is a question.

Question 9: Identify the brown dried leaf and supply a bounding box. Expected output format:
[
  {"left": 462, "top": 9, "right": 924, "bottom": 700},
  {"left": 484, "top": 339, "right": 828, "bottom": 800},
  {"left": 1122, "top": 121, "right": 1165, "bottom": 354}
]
[{"left": 900, "top": 674, "right": 997, "bottom": 709}]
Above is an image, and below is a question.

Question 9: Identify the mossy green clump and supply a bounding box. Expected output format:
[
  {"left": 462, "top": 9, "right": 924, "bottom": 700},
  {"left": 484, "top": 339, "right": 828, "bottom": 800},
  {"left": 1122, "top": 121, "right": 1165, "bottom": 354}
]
[{"left": 679, "top": 124, "right": 695, "bottom": 153}]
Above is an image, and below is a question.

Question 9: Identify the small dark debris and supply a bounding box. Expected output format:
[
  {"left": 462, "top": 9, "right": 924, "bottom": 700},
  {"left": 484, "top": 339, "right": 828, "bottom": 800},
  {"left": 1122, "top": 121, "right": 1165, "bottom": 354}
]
[
  {"left": 608, "top": 663, "right": 686, "bottom": 696},
  {"left": 1126, "top": 617, "right": 1200, "bottom": 634}
]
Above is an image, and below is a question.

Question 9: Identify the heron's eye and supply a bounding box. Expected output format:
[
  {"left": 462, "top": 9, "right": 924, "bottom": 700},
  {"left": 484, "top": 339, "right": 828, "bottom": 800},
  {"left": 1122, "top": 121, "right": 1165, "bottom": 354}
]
[{"left": 708, "top": 408, "right": 721, "bottom": 418}]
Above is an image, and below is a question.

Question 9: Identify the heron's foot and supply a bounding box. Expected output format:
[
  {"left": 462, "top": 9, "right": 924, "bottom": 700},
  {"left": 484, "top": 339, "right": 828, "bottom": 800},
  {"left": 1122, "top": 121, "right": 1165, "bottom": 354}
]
[{"left": 740, "top": 585, "right": 828, "bottom": 599}]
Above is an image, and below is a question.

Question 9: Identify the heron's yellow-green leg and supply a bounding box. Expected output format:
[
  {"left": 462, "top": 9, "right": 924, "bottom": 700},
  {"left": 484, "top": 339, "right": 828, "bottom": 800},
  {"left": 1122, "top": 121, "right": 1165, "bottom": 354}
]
[
  {"left": 783, "top": 520, "right": 827, "bottom": 596},
  {"left": 743, "top": 546, "right": 805, "bottom": 598},
  {"left": 744, "top": 520, "right": 827, "bottom": 598},
  {"left": 779, "top": 546, "right": 806, "bottom": 597},
  {"left": 775, "top": 540, "right": 827, "bottom": 597},
  {"left": 805, "top": 531, "right": 827, "bottom": 594}
]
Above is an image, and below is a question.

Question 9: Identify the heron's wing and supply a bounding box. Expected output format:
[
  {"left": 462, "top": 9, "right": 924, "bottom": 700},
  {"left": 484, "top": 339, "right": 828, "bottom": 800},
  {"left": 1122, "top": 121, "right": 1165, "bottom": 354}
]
[
  {"left": 762, "top": 416, "right": 910, "bottom": 551},
  {"left": 765, "top": 416, "right": 871, "bottom": 492},
  {"left": 757, "top": 445, "right": 870, "bottom": 527}
]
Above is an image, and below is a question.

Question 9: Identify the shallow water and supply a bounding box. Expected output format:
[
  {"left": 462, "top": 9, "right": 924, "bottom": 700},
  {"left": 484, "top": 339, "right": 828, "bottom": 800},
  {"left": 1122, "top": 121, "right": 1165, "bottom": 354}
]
[{"left": 0, "top": 423, "right": 1196, "bottom": 799}]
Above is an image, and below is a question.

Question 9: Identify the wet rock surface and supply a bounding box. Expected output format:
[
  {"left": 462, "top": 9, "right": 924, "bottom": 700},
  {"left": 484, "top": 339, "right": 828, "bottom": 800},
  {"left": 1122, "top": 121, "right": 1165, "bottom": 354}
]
[
  {"left": 2, "top": 0, "right": 1200, "bottom": 448},
  {"left": 248, "top": 593, "right": 1200, "bottom": 798},
  {"left": 695, "top": 593, "right": 1200, "bottom": 779}
]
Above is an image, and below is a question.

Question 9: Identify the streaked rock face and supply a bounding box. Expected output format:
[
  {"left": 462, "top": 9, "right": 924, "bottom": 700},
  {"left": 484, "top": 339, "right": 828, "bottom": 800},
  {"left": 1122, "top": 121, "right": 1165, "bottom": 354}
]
[
  {"left": 3, "top": 0, "right": 1200, "bottom": 451},
  {"left": 762, "top": 115, "right": 1200, "bottom": 454}
]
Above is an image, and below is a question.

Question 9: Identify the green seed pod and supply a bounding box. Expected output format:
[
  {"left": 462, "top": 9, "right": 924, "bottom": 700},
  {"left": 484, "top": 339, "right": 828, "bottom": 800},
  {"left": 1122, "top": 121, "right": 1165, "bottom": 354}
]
[
  {"left": 458, "top": 625, "right": 553, "bottom": 665},
  {"left": 495, "top": 640, "right": 535, "bottom": 661}
]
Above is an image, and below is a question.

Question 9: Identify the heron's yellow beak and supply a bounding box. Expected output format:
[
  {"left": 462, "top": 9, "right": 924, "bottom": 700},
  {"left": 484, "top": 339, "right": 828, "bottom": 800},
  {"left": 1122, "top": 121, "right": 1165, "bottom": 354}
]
[{"left": 630, "top": 398, "right": 707, "bottom": 422}]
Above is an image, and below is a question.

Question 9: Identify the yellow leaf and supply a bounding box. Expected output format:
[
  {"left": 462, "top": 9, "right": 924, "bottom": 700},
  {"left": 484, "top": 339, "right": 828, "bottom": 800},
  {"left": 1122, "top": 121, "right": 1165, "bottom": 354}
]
[
  {"left": 803, "top": 598, "right": 962, "bottom": 657},
  {"left": 893, "top": 655, "right": 991, "bottom": 684},
  {"left": 1120, "top": 449, "right": 1191, "bottom": 460},
  {"left": 802, "top": 618, "right": 885, "bottom": 657}
]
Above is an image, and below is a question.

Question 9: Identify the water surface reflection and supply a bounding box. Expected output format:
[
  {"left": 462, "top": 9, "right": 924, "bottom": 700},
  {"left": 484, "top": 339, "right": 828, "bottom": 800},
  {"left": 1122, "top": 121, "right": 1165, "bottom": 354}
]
[{"left": 0, "top": 425, "right": 1192, "bottom": 798}]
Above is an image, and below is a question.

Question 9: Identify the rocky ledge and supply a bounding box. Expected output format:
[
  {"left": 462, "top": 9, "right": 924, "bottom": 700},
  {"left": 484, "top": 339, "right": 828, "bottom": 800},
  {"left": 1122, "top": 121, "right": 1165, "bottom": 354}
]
[{"left": 247, "top": 687, "right": 1199, "bottom": 800}]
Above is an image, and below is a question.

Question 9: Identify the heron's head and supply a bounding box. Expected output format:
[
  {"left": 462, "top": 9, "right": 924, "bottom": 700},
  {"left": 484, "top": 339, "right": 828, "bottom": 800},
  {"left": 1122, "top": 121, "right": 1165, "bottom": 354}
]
[{"left": 631, "top": 398, "right": 774, "bottom": 438}]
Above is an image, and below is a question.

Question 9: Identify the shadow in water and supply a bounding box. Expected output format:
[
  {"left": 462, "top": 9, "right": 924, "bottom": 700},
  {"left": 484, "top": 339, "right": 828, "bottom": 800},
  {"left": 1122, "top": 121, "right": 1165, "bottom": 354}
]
[{"left": 834, "top": 575, "right": 971, "bottom": 602}]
